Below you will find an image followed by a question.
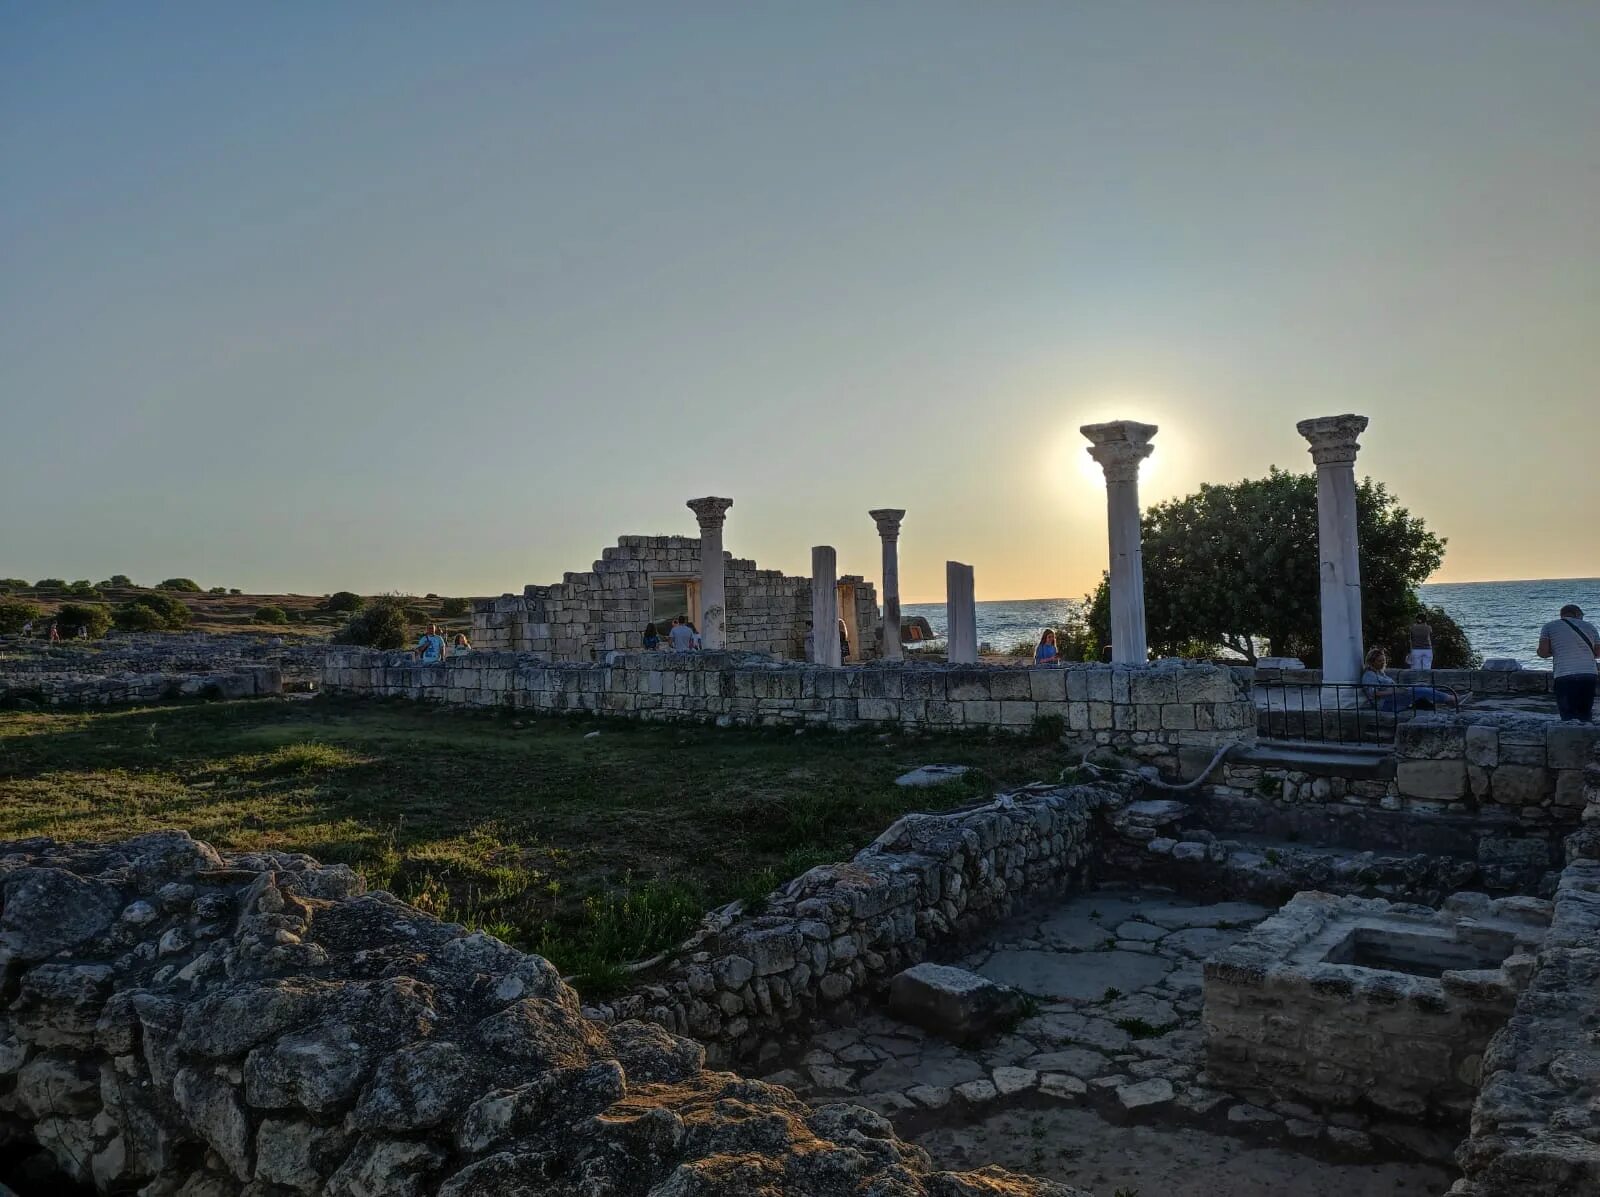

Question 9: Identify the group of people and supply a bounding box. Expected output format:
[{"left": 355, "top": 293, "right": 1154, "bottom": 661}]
[
  {"left": 16, "top": 620, "right": 82, "bottom": 642},
  {"left": 642, "top": 616, "right": 700, "bottom": 652},
  {"left": 414, "top": 624, "right": 471, "bottom": 663}
]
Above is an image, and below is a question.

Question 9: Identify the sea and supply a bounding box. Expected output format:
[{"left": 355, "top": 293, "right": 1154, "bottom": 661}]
[{"left": 902, "top": 578, "right": 1600, "bottom": 668}]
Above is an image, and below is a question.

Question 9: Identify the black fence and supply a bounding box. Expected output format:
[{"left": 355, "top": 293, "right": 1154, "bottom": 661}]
[{"left": 1255, "top": 682, "right": 1461, "bottom": 746}]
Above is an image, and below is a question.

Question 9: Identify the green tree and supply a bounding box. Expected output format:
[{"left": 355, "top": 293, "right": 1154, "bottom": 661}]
[
  {"left": 0, "top": 599, "right": 43, "bottom": 634},
  {"left": 34, "top": 579, "right": 67, "bottom": 590},
  {"left": 114, "top": 592, "right": 192, "bottom": 632},
  {"left": 1083, "top": 469, "right": 1450, "bottom": 665},
  {"left": 254, "top": 605, "right": 289, "bottom": 625},
  {"left": 55, "top": 603, "right": 113, "bottom": 639},
  {"left": 335, "top": 596, "right": 410, "bottom": 650},
  {"left": 157, "top": 577, "right": 202, "bottom": 592},
  {"left": 98, "top": 574, "right": 135, "bottom": 588},
  {"left": 440, "top": 597, "right": 471, "bottom": 618},
  {"left": 324, "top": 591, "right": 366, "bottom": 613}
]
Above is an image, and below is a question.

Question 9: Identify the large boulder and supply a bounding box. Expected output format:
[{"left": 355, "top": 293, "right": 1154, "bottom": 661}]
[{"left": 887, "top": 962, "right": 1024, "bottom": 1042}]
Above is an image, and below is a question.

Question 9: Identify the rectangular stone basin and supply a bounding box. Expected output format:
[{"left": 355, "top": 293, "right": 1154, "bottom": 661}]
[{"left": 1203, "top": 891, "right": 1550, "bottom": 1122}]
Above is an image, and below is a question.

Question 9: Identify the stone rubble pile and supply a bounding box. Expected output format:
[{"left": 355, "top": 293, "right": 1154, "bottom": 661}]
[{"left": 0, "top": 831, "right": 1087, "bottom": 1197}]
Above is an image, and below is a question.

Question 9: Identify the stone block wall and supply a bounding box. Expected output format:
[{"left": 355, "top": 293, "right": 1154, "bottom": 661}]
[
  {"left": 1247, "top": 665, "right": 1556, "bottom": 697},
  {"left": 598, "top": 783, "right": 1119, "bottom": 1066},
  {"left": 0, "top": 665, "right": 281, "bottom": 707},
  {"left": 320, "top": 651, "right": 1256, "bottom": 774},
  {"left": 0, "top": 832, "right": 1081, "bottom": 1197},
  {"left": 1393, "top": 714, "right": 1600, "bottom": 820},
  {"left": 471, "top": 534, "right": 882, "bottom": 662}
]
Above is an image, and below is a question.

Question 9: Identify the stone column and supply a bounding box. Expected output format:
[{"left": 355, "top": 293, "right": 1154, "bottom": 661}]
[
  {"left": 811, "top": 546, "right": 841, "bottom": 667},
  {"left": 687, "top": 497, "right": 734, "bottom": 650},
  {"left": 869, "top": 509, "right": 906, "bottom": 661},
  {"left": 946, "top": 561, "right": 977, "bottom": 664},
  {"left": 1297, "top": 415, "right": 1369, "bottom": 684},
  {"left": 1081, "top": 420, "right": 1158, "bottom": 666}
]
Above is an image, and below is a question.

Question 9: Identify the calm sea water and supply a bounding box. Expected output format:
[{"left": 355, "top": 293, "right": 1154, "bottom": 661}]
[{"left": 903, "top": 578, "right": 1600, "bottom": 667}]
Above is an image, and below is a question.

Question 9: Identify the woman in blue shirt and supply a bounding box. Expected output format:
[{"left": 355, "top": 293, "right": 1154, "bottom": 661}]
[{"left": 1034, "top": 628, "right": 1060, "bottom": 664}]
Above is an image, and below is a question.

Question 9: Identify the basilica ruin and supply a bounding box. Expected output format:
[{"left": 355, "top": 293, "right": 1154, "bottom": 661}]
[{"left": 5, "top": 415, "right": 1600, "bottom": 1197}]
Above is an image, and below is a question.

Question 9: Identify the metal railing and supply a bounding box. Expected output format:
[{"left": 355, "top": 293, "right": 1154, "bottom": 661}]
[{"left": 1255, "top": 682, "right": 1461, "bottom": 746}]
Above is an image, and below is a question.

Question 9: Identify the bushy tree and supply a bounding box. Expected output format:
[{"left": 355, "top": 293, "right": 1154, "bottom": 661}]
[
  {"left": 66, "top": 580, "right": 101, "bottom": 598},
  {"left": 55, "top": 603, "right": 112, "bottom": 639},
  {"left": 1083, "top": 469, "right": 1452, "bottom": 665},
  {"left": 440, "top": 597, "right": 470, "bottom": 618},
  {"left": 324, "top": 591, "right": 366, "bottom": 613},
  {"left": 158, "top": 578, "right": 202, "bottom": 592},
  {"left": 99, "top": 574, "right": 135, "bottom": 588},
  {"left": 0, "top": 599, "right": 43, "bottom": 634},
  {"left": 335, "top": 596, "right": 410, "bottom": 649},
  {"left": 254, "top": 605, "right": 289, "bottom": 625},
  {"left": 114, "top": 592, "right": 192, "bottom": 632},
  {"left": 34, "top": 579, "right": 66, "bottom": 590},
  {"left": 208, "top": 586, "right": 228, "bottom": 596}
]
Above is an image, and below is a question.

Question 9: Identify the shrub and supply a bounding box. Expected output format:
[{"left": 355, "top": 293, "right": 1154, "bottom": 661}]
[
  {"left": 208, "top": 586, "right": 228, "bottom": 596},
  {"left": 255, "top": 605, "right": 289, "bottom": 625},
  {"left": 66, "top": 580, "right": 101, "bottom": 598},
  {"left": 34, "top": 579, "right": 66, "bottom": 590},
  {"left": 440, "top": 597, "right": 471, "bottom": 618},
  {"left": 114, "top": 592, "right": 192, "bottom": 632},
  {"left": 157, "top": 578, "right": 202, "bottom": 592},
  {"left": 324, "top": 591, "right": 366, "bottom": 613},
  {"left": 335, "top": 596, "right": 410, "bottom": 649},
  {"left": 55, "top": 603, "right": 112, "bottom": 639},
  {"left": 228, "top": 588, "right": 242, "bottom": 595},
  {"left": 1, "top": 578, "right": 30, "bottom": 591},
  {"left": 0, "top": 599, "right": 44, "bottom": 634},
  {"left": 99, "top": 574, "right": 134, "bottom": 588}
]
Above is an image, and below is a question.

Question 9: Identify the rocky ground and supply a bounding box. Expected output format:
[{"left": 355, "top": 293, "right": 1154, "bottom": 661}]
[{"left": 768, "top": 885, "right": 1460, "bottom": 1196}]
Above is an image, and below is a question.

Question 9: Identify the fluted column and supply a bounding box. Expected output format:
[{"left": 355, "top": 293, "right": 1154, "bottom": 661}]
[
  {"left": 811, "top": 546, "right": 841, "bottom": 667},
  {"left": 869, "top": 509, "right": 906, "bottom": 661},
  {"left": 687, "top": 497, "right": 733, "bottom": 650},
  {"left": 946, "top": 561, "right": 977, "bottom": 664},
  {"left": 1081, "top": 420, "right": 1157, "bottom": 666},
  {"left": 1297, "top": 415, "right": 1369, "bottom": 684}
]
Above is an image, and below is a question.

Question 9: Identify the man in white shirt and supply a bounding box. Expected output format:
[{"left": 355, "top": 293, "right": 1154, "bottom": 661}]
[
  {"left": 1538, "top": 604, "right": 1599, "bottom": 723},
  {"left": 667, "top": 616, "right": 697, "bottom": 653}
]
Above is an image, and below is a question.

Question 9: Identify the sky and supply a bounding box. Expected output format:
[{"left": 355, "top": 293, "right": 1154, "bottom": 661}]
[{"left": 4, "top": 3, "right": 1597, "bottom": 604}]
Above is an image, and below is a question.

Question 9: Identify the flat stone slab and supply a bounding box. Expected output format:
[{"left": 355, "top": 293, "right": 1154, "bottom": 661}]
[
  {"left": 888, "top": 962, "right": 1022, "bottom": 1042},
  {"left": 979, "top": 949, "right": 1171, "bottom": 1003},
  {"left": 1162, "top": 927, "right": 1246, "bottom": 959},
  {"left": 894, "top": 765, "right": 973, "bottom": 788},
  {"left": 1133, "top": 901, "right": 1271, "bottom": 930}
]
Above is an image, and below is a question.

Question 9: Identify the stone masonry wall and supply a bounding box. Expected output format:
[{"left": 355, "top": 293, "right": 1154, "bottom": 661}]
[
  {"left": 0, "top": 831, "right": 1086, "bottom": 1197},
  {"left": 472, "top": 534, "right": 882, "bottom": 662},
  {"left": 1248, "top": 665, "right": 1557, "bottom": 697},
  {"left": 0, "top": 665, "right": 281, "bottom": 708},
  {"left": 321, "top": 651, "right": 1256, "bottom": 776},
  {"left": 599, "top": 783, "right": 1122, "bottom": 1067}
]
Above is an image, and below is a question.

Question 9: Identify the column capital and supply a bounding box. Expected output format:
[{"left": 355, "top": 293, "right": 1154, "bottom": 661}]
[
  {"left": 686, "top": 496, "right": 733, "bottom": 530},
  {"left": 868, "top": 508, "right": 906, "bottom": 539},
  {"left": 1080, "top": 420, "right": 1158, "bottom": 483},
  {"left": 1296, "top": 414, "right": 1368, "bottom": 467}
]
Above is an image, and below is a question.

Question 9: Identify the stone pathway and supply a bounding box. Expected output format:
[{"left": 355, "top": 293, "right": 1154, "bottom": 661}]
[{"left": 768, "top": 886, "right": 1458, "bottom": 1196}]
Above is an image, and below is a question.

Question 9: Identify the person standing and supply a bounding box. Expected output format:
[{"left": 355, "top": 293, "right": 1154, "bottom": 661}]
[
  {"left": 1538, "top": 604, "right": 1599, "bottom": 722},
  {"left": 1034, "top": 628, "right": 1060, "bottom": 664},
  {"left": 641, "top": 622, "right": 661, "bottom": 650},
  {"left": 1408, "top": 612, "right": 1434, "bottom": 670},
  {"left": 668, "top": 615, "right": 697, "bottom": 652},
  {"left": 837, "top": 618, "right": 850, "bottom": 662},
  {"left": 416, "top": 624, "right": 445, "bottom": 663}
]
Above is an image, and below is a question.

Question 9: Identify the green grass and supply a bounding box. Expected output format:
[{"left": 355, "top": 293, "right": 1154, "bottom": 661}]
[{"left": 0, "top": 696, "right": 1066, "bottom": 997}]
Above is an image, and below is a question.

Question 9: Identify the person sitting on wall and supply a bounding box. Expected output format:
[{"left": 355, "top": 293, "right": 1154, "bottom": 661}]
[
  {"left": 415, "top": 624, "right": 445, "bottom": 663},
  {"left": 450, "top": 632, "right": 472, "bottom": 655},
  {"left": 668, "top": 615, "right": 697, "bottom": 652},
  {"left": 1537, "top": 603, "right": 1599, "bottom": 723},
  {"left": 641, "top": 621, "right": 661, "bottom": 650},
  {"left": 1034, "top": 628, "right": 1060, "bottom": 664},
  {"left": 1361, "top": 647, "right": 1457, "bottom": 712}
]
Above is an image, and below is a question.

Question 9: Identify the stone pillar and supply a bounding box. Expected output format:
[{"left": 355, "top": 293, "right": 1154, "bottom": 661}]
[
  {"left": 946, "top": 561, "right": 977, "bottom": 664},
  {"left": 687, "top": 497, "right": 734, "bottom": 650},
  {"left": 811, "top": 546, "right": 841, "bottom": 667},
  {"left": 869, "top": 509, "right": 906, "bottom": 662},
  {"left": 1297, "top": 414, "right": 1369, "bottom": 684},
  {"left": 1081, "top": 420, "right": 1157, "bottom": 666}
]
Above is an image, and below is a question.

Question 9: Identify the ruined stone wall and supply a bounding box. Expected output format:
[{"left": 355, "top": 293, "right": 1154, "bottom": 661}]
[
  {"left": 0, "top": 665, "right": 281, "bottom": 707},
  {"left": 0, "top": 831, "right": 1085, "bottom": 1197},
  {"left": 600, "top": 783, "right": 1119, "bottom": 1067},
  {"left": 321, "top": 651, "right": 1256, "bottom": 775},
  {"left": 471, "top": 534, "right": 882, "bottom": 662},
  {"left": 1248, "top": 665, "right": 1556, "bottom": 697}
]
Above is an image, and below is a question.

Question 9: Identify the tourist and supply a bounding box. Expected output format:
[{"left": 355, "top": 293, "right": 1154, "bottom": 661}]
[
  {"left": 1407, "top": 611, "right": 1434, "bottom": 670},
  {"left": 641, "top": 621, "right": 660, "bottom": 650},
  {"left": 1361, "top": 648, "right": 1456, "bottom": 712},
  {"left": 1537, "top": 604, "right": 1599, "bottom": 723},
  {"left": 1034, "top": 628, "right": 1060, "bottom": 664},
  {"left": 838, "top": 618, "right": 850, "bottom": 662},
  {"left": 450, "top": 632, "right": 472, "bottom": 655},
  {"left": 667, "top": 615, "right": 697, "bottom": 652},
  {"left": 76, "top": 624, "right": 88, "bottom": 640},
  {"left": 687, "top": 620, "right": 702, "bottom": 650},
  {"left": 48, "top": 622, "right": 60, "bottom": 644},
  {"left": 416, "top": 624, "right": 445, "bottom": 663},
  {"left": 19, "top": 620, "right": 32, "bottom": 638},
  {"left": 803, "top": 620, "right": 815, "bottom": 662}
]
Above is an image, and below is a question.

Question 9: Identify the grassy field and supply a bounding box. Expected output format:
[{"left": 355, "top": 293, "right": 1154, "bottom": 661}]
[{"left": 0, "top": 696, "right": 1066, "bottom": 995}]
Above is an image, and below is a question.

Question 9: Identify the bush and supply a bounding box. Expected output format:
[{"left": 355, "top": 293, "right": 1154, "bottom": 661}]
[
  {"left": 228, "top": 588, "right": 242, "bottom": 595},
  {"left": 324, "top": 591, "right": 366, "bottom": 613},
  {"left": 0, "top": 599, "right": 43, "bottom": 634},
  {"left": 34, "top": 579, "right": 66, "bottom": 590},
  {"left": 114, "top": 592, "right": 192, "bottom": 632},
  {"left": 55, "top": 603, "right": 112, "bottom": 639},
  {"left": 255, "top": 605, "right": 289, "bottom": 625},
  {"left": 440, "top": 597, "right": 471, "bottom": 618},
  {"left": 335, "top": 596, "right": 410, "bottom": 649},
  {"left": 1, "top": 578, "right": 30, "bottom": 591},
  {"left": 157, "top": 578, "right": 202, "bottom": 592},
  {"left": 208, "top": 586, "right": 228, "bottom": 596},
  {"left": 99, "top": 574, "right": 134, "bottom": 588},
  {"left": 66, "top": 580, "right": 101, "bottom": 598}
]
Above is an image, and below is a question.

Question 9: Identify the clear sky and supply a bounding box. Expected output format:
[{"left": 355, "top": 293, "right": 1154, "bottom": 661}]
[{"left": 4, "top": 3, "right": 1597, "bottom": 603}]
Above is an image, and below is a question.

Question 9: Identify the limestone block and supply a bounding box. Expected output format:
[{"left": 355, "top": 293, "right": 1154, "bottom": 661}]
[
  {"left": 1397, "top": 721, "right": 1468, "bottom": 761},
  {"left": 1547, "top": 725, "right": 1600, "bottom": 770},
  {"left": 964, "top": 700, "right": 1001, "bottom": 725},
  {"left": 1554, "top": 770, "right": 1587, "bottom": 809},
  {"left": 1029, "top": 669, "right": 1067, "bottom": 703},
  {"left": 1396, "top": 760, "right": 1468, "bottom": 801},
  {"left": 999, "top": 701, "right": 1038, "bottom": 727},
  {"left": 886, "top": 963, "right": 1022, "bottom": 1044},
  {"left": 988, "top": 672, "right": 1032, "bottom": 701},
  {"left": 1064, "top": 669, "right": 1090, "bottom": 701},
  {"left": 1465, "top": 725, "right": 1500, "bottom": 768},
  {"left": 1160, "top": 704, "right": 1196, "bottom": 731},
  {"left": 1491, "top": 765, "right": 1551, "bottom": 807}
]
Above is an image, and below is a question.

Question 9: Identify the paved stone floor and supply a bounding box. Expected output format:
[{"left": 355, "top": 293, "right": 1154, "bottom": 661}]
[{"left": 768, "top": 885, "right": 1459, "bottom": 1196}]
